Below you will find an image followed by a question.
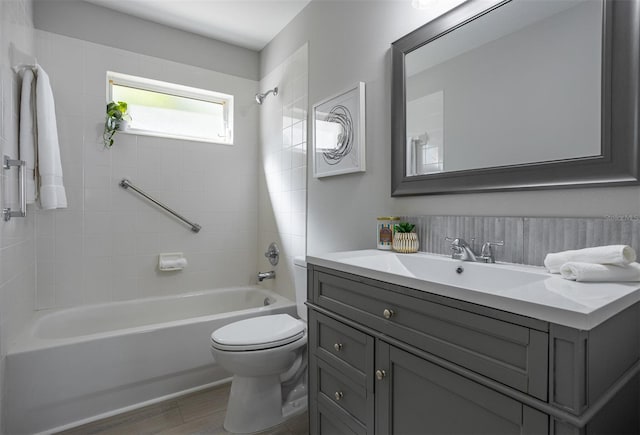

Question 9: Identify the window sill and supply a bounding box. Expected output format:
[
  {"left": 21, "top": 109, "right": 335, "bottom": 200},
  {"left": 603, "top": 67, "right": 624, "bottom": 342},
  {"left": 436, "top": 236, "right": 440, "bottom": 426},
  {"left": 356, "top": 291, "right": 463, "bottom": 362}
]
[{"left": 119, "top": 128, "right": 234, "bottom": 146}]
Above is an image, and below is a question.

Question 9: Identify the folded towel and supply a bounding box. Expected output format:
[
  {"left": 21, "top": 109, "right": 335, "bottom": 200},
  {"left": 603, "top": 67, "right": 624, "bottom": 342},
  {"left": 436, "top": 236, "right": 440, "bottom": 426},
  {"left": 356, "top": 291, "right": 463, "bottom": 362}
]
[
  {"left": 544, "top": 245, "right": 636, "bottom": 273},
  {"left": 560, "top": 262, "right": 640, "bottom": 282},
  {"left": 19, "top": 68, "right": 37, "bottom": 204},
  {"left": 35, "top": 65, "right": 67, "bottom": 210}
]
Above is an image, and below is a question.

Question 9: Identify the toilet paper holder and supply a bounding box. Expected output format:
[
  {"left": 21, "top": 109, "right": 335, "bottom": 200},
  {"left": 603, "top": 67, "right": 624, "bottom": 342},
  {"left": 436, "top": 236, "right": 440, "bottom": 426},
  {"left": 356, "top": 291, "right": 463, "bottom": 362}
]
[{"left": 158, "top": 252, "right": 188, "bottom": 271}]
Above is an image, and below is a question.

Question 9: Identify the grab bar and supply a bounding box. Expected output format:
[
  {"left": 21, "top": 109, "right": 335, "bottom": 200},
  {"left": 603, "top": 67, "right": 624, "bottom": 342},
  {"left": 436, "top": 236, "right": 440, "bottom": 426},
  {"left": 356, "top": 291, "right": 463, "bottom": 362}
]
[
  {"left": 3, "top": 155, "right": 27, "bottom": 222},
  {"left": 119, "top": 178, "right": 202, "bottom": 233}
]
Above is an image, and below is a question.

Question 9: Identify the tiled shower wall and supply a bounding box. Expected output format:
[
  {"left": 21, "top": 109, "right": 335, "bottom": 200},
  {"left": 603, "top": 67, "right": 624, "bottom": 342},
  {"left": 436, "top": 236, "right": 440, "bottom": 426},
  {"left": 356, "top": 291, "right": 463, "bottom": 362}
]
[
  {"left": 405, "top": 215, "right": 640, "bottom": 266},
  {"left": 258, "top": 44, "right": 308, "bottom": 300},
  {"left": 33, "top": 30, "right": 260, "bottom": 309},
  {"left": 0, "top": 0, "right": 35, "bottom": 430}
]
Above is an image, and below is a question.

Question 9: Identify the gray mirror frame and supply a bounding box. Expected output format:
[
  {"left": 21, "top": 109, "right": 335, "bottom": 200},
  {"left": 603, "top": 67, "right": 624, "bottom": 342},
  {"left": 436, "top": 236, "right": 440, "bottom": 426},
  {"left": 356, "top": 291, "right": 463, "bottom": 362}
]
[{"left": 391, "top": 0, "right": 640, "bottom": 196}]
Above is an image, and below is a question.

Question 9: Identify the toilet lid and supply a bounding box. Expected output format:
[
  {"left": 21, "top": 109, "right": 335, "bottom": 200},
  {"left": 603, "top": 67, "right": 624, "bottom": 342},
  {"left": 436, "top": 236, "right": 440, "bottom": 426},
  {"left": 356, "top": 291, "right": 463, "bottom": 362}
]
[{"left": 210, "top": 314, "right": 305, "bottom": 351}]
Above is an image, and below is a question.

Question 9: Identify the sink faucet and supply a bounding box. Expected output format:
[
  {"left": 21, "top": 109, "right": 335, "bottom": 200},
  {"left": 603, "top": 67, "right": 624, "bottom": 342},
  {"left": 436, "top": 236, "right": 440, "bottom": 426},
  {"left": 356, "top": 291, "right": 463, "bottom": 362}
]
[
  {"left": 479, "top": 241, "right": 504, "bottom": 263},
  {"left": 257, "top": 270, "right": 276, "bottom": 282},
  {"left": 446, "top": 237, "right": 504, "bottom": 263},
  {"left": 446, "top": 237, "right": 478, "bottom": 261}
]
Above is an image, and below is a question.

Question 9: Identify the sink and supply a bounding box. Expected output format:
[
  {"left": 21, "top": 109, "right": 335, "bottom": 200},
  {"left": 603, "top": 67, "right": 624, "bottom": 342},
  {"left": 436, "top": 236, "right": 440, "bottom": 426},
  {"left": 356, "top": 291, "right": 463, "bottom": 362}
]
[{"left": 336, "top": 250, "right": 547, "bottom": 294}]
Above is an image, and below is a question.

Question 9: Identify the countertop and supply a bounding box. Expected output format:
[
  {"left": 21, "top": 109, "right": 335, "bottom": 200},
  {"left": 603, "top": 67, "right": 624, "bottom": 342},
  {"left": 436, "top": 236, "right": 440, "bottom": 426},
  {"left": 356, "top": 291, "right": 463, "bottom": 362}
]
[{"left": 307, "top": 250, "right": 640, "bottom": 330}]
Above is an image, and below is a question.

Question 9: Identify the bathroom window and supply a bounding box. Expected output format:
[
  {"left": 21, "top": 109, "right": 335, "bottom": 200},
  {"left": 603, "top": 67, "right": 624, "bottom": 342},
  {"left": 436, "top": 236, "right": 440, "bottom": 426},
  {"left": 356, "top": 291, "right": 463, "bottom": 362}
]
[{"left": 107, "top": 72, "right": 234, "bottom": 145}]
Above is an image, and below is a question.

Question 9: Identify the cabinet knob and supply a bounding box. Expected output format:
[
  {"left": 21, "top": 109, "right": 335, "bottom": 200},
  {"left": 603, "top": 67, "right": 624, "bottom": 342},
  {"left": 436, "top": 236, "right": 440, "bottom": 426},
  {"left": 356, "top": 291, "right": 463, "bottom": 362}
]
[
  {"left": 376, "top": 369, "right": 386, "bottom": 381},
  {"left": 383, "top": 308, "right": 395, "bottom": 319},
  {"left": 334, "top": 343, "right": 343, "bottom": 351},
  {"left": 334, "top": 391, "right": 344, "bottom": 401}
]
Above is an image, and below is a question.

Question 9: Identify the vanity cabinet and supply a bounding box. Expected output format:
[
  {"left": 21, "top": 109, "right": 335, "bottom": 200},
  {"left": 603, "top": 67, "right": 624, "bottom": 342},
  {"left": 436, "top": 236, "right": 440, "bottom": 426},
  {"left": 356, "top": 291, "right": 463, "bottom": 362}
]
[{"left": 307, "top": 264, "right": 640, "bottom": 435}]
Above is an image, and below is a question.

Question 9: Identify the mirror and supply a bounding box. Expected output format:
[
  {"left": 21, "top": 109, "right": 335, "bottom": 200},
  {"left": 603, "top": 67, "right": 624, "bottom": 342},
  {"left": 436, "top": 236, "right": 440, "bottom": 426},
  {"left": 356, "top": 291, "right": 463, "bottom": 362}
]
[{"left": 391, "top": 0, "right": 640, "bottom": 195}]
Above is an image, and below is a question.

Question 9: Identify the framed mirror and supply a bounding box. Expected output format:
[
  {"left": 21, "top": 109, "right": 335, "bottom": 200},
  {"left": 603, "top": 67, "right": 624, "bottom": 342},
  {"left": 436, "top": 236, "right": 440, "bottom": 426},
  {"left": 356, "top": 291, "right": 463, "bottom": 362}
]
[{"left": 391, "top": 0, "right": 640, "bottom": 196}]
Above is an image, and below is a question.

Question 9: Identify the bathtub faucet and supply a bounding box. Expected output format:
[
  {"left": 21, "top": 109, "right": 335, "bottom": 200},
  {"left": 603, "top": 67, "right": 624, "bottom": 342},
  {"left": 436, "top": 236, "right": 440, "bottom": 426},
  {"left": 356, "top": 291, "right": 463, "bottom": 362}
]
[{"left": 257, "top": 270, "right": 276, "bottom": 282}]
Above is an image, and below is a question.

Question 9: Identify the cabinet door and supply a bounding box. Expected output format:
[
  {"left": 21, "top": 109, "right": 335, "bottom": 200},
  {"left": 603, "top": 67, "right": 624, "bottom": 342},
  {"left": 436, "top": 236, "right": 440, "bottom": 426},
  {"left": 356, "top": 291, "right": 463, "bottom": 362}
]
[{"left": 375, "top": 342, "right": 548, "bottom": 435}]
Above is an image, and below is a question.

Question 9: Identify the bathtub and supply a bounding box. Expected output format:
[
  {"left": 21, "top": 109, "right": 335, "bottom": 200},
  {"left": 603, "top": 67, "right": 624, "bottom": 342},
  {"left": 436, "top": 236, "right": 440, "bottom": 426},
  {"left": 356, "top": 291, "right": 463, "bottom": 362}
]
[{"left": 5, "top": 286, "right": 296, "bottom": 434}]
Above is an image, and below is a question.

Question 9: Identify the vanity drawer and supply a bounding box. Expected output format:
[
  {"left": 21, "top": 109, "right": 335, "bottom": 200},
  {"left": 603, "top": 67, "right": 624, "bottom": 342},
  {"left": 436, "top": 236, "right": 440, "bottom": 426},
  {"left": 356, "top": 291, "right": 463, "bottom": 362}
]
[
  {"left": 317, "top": 357, "right": 368, "bottom": 425},
  {"left": 313, "top": 396, "right": 366, "bottom": 435},
  {"left": 312, "top": 269, "right": 548, "bottom": 400},
  {"left": 310, "top": 310, "right": 374, "bottom": 383}
]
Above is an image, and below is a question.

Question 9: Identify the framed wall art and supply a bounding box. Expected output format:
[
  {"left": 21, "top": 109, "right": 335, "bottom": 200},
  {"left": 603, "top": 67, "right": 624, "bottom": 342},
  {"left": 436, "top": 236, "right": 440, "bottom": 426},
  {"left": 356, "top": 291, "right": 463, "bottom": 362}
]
[{"left": 312, "top": 82, "right": 366, "bottom": 178}]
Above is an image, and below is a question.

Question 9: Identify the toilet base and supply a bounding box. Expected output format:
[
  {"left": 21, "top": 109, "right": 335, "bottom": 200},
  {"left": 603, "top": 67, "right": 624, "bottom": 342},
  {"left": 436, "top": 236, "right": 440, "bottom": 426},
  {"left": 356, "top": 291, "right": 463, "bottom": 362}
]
[{"left": 224, "top": 375, "right": 307, "bottom": 434}]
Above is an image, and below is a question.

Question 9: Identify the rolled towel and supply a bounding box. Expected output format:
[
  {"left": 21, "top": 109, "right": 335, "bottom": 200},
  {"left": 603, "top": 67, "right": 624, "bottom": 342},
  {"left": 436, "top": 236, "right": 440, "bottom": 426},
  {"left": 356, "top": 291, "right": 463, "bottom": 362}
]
[
  {"left": 559, "top": 262, "right": 640, "bottom": 282},
  {"left": 544, "top": 245, "right": 636, "bottom": 273}
]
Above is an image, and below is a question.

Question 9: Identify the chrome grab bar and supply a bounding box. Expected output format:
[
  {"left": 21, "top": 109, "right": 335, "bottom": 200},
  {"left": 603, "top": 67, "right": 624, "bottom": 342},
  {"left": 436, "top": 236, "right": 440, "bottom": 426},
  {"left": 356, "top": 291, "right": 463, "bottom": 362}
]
[
  {"left": 119, "top": 178, "right": 202, "bottom": 233},
  {"left": 3, "top": 155, "right": 27, "bottom": 222}
]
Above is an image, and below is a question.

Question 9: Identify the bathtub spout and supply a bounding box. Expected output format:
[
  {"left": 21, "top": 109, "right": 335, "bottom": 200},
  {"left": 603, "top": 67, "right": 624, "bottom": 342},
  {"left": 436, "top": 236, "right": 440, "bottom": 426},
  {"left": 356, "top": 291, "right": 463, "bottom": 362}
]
[{"left": 258, "top": 270, "right": 276, "bottom": 282}]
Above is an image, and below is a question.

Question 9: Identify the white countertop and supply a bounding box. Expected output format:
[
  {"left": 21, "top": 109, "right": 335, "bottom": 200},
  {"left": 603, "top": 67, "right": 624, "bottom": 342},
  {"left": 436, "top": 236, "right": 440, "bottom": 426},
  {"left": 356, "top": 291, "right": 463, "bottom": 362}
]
[{"left": 306, "top": 250, "right": 640, "bottom": 330}]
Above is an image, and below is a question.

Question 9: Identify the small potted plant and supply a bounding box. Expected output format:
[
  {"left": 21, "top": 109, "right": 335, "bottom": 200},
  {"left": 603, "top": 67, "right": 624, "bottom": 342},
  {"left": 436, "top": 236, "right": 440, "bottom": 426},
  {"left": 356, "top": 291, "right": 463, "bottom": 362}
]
[
  {"left": 103, "top": 101, "right": 131, "bottom": 148},
  {"left": 392, "top": 222, "right": 419, "bottom": 253}
]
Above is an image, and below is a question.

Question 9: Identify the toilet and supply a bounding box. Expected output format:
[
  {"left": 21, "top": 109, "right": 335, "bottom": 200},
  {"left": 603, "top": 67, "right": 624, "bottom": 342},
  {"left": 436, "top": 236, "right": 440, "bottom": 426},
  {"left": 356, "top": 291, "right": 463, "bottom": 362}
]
[{"left": 210, "top": 256, "right": 308, "bottom": 434}]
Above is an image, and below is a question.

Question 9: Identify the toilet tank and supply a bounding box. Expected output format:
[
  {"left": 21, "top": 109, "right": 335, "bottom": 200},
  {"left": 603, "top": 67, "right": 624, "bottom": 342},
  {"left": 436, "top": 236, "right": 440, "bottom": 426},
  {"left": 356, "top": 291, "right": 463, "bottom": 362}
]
[{"left": 293, "top": 256, "right": 307, "bottom": 321}]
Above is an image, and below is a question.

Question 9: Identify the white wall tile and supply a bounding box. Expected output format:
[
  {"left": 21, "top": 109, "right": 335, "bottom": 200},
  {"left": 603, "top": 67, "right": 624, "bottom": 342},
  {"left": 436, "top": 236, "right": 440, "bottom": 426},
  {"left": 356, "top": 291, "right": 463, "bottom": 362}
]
[
  {"left": 36, "top": 261, "right": 55, "bottom": 309},
  {"left": 0, "top": 3, "right": 37, "bottom": 427},
  {"left": 36, "top": 236, "right": 54, "bottom": 263},
  {"left": 55, "top": 235, "right": 83, "bottom": 260},
  {"left": 30, "top": 29, "right": 259, "bottom": 310},
  {"left": 84, "top": 188, "right": 112, "bottom": 211},
  {"left": 258, "top": 44, "right": 308, "bottom": 299},
  {"left": 84, "top": 235, "right": 113, "bottom": 257}
]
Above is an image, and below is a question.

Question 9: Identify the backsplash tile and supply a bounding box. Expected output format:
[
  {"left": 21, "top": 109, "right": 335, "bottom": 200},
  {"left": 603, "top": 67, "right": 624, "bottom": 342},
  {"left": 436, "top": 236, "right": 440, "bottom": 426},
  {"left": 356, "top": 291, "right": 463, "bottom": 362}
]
[
  {"left": 404, "top": 215, "right": 640, "bottom": 267},
  {"left": 523, "top": 217, "right": 640, "bottom": 266}
]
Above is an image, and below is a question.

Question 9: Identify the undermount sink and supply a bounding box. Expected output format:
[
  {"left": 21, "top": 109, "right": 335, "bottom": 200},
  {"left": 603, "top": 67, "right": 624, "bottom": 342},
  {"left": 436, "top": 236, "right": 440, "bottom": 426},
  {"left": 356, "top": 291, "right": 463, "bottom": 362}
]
[{"left": 335, "top": 250, "right": 548, "bottom": 294}]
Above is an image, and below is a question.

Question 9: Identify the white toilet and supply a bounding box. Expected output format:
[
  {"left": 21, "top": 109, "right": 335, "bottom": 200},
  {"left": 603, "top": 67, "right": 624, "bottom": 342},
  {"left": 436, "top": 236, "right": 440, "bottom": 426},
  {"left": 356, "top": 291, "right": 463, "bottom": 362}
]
[{"left": 210, "top": 256, "right": 308, "bottom": 434}]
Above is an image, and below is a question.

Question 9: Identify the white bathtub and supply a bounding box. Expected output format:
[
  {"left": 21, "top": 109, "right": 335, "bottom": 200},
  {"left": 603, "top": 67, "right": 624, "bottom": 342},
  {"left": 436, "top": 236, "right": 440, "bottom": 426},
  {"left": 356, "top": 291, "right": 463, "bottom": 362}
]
[{"left": 5, "top": 287, "right": 296, "bottom": 434}]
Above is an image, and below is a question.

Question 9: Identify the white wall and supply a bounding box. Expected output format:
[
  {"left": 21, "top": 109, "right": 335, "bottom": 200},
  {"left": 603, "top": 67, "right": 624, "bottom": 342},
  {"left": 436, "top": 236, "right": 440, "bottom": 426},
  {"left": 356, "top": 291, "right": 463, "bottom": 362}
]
[
  {"left": 0, "top": 0, "right": 36, "bottom": 431},
  {"left": 259, "top": 1, "right": 640, "bottom": 256},
  {"left": 33, "top": 29, "right": 260, "bottom": 309},
  {"left": 33, "top": 0, "right": 259, "bottom": 81},
  {"left": 257, "top": 44, "right": 308, "bottom": 300}
]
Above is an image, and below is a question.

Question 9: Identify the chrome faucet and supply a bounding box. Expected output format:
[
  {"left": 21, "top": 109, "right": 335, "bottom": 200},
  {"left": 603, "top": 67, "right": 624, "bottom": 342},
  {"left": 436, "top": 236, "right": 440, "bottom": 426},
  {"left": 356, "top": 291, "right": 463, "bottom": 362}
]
[
  {"left": 446, "top": 237, "right": 478, "bottom": 261},
  {"left": 446, "top": 237, "right": 504, "bottom": 263},
  {"left": 257, "top": 270, "right": 276, "bottom": 282},
  {"left": 479, "top": 241, "right": 504, "bottom": 263}
]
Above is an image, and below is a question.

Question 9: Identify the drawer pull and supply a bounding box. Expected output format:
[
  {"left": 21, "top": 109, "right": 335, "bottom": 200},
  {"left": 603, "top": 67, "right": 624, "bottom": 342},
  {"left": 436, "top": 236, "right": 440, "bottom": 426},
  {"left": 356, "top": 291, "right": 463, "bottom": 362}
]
[
  {"left": 334, "top": 343, "right": 343, "bottom": 351},
  {"left": 376, "top": 369, "right": 387, "bottom": 381},
  {"left": 334, "top": 391, "right": 344, "bottom": 401},
  {"left": 383, "top": 308, "right": 395, "bottom": 319}
]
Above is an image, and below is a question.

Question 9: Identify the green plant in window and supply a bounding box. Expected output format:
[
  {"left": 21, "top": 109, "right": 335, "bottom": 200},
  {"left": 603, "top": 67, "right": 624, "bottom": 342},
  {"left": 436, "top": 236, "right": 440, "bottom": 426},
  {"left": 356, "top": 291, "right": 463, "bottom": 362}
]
[
  {"left": 394, "top": 222, "right": 416, "bottom": 233},
  {"left": 103, "top": 101, "right": 131, "bottom": 148}
]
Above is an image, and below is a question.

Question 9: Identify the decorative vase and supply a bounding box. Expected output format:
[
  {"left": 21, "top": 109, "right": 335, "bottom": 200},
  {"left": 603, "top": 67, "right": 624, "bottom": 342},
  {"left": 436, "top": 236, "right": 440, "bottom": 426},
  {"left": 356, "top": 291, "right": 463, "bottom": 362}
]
[
  {"left": 392, "top": 232, "right": 419, "bottom": 253},
  {"left": 116, "top": 119, "right": 129, "bottom": 131}
]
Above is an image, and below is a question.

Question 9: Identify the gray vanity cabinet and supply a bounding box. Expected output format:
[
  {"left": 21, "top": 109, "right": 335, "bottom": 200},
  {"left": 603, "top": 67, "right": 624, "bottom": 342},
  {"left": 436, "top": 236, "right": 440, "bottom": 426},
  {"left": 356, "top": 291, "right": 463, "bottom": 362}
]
[
  {"left": 307, "top": 264, "right": 640, "bottom": 435},
  {"left": 376, "top": 341, "right": 548, "bottom": 434}
]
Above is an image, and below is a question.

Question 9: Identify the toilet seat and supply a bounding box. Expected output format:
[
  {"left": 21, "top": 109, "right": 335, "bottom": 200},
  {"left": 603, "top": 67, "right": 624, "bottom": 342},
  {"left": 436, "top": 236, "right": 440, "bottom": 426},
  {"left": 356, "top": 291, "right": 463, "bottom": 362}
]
[{"left": 211, "top": 314, "right": 306, "bottom": 351}]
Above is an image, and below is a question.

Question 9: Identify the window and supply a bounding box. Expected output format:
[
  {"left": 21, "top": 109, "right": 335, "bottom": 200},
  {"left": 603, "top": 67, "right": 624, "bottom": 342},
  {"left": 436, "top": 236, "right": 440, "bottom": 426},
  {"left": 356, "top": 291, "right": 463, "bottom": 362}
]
[{"left": 107, "top": 72, "right": 234, "bottom": 145}]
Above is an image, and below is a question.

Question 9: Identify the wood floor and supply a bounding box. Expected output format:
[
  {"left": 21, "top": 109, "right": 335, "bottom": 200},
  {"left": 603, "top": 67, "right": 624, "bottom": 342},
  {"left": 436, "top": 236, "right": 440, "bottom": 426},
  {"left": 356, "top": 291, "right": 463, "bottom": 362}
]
[{"left": 58, "top": 383, "right": 309, "bottom": 435}]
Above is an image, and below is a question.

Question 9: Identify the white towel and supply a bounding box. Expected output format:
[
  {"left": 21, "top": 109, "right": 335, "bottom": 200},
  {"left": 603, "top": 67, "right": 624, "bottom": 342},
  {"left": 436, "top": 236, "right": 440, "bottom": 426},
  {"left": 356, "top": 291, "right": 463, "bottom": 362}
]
[
  {"left": 34, "top": 65, "right": 67, "bottom": 210},
  {"left": 560, "top": 262, "right": 640, "bottom": 282},
  {"left": 19, "top": 68, "right": 37, "bottom": 204},
  {"left": 544, "top": 245, "right": 636, "bottom": 273}
]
